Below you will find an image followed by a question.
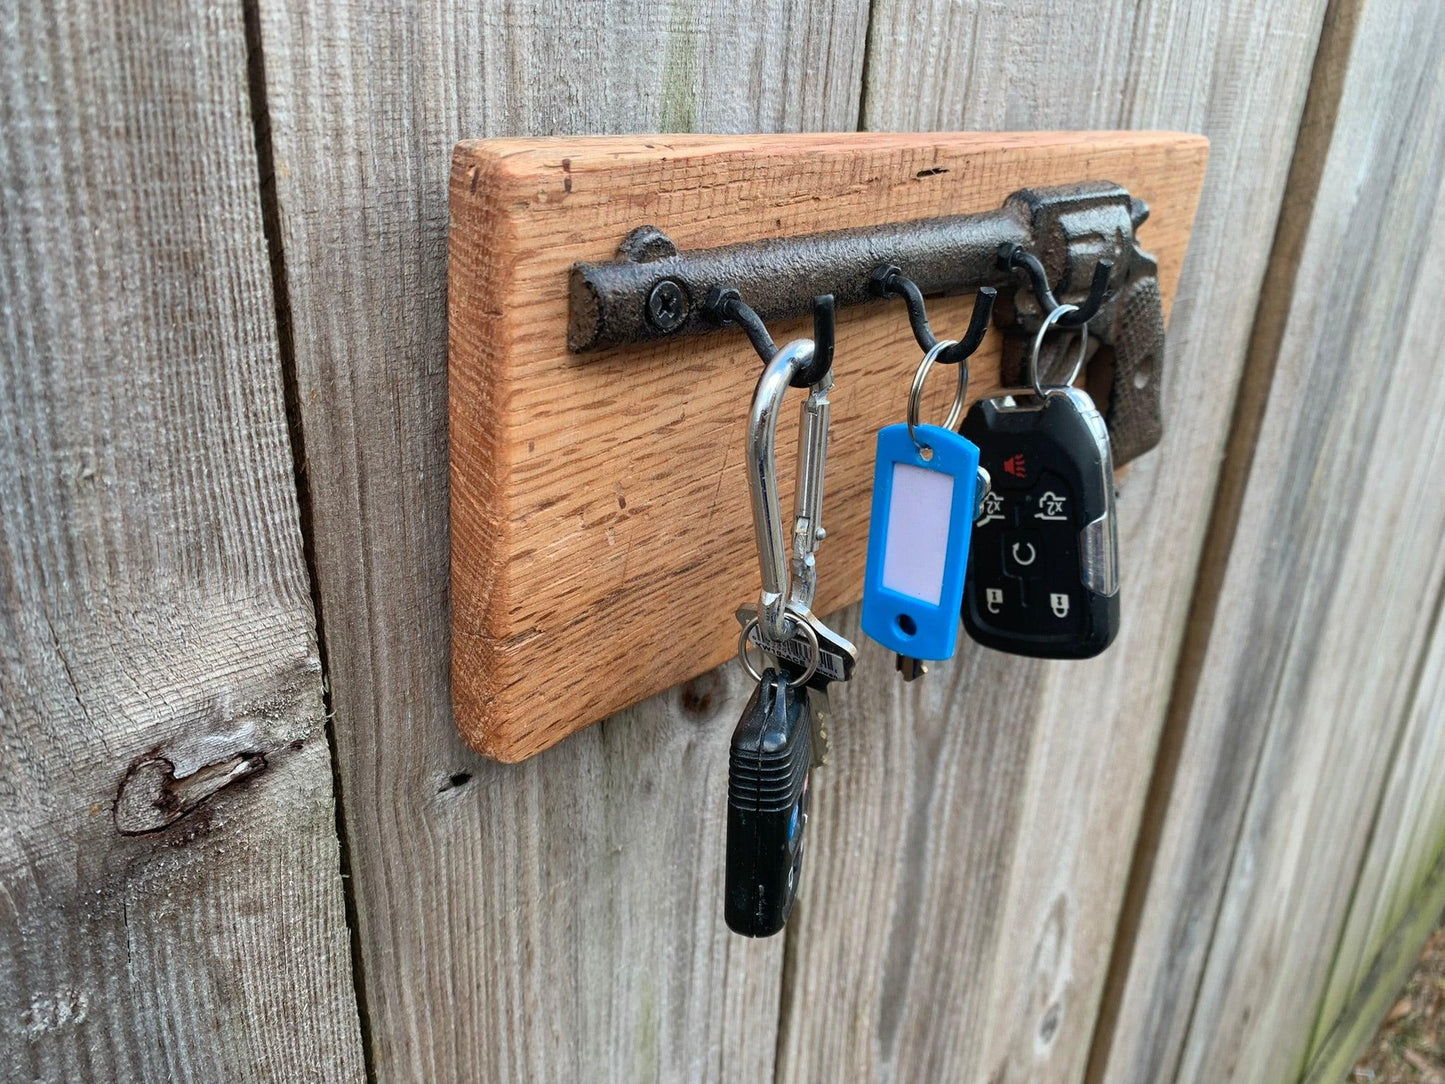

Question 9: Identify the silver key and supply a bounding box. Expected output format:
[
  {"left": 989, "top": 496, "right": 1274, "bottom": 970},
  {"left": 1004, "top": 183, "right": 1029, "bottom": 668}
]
[
  {"left": 736, "top": 605, "right": 853, "bottom": 768},
  {"left": 895, "top": 654, "right": 928, "bottom": 681},
  {"left": 805, "top": 685, "right": 833, "bottom": 767},
  {"left": 736, "top": 605, "right": 856, "bottom": 687}
]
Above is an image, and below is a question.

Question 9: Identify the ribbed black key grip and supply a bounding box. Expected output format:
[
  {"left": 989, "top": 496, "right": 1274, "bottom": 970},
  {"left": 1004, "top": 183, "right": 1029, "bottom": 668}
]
[{"left": 725, "top": 668, "right": 812, "bottom": 937}]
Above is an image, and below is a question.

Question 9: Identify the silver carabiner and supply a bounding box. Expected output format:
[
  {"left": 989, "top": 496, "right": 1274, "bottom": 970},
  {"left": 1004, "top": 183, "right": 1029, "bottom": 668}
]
[
  {"left": 740, "top": 337, "right": 832, "bottom": 688},
  {"left": 747, "top": 338, "right": 818, "bottom": 642}
]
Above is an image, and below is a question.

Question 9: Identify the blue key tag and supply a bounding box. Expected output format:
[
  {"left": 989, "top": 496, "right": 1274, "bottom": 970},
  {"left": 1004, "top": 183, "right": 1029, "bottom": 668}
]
[{"left": 861, "top": 422, "right": 982, "bottom": 660}]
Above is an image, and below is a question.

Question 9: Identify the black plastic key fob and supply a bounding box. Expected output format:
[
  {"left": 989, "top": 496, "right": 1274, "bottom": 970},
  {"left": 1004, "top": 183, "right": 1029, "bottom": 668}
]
[
  {"left": 726, "top": 668, "right": 812, "bottom": 937},
  {"left": 961, "top": 387, "right": 1120, "bottom": 658}
]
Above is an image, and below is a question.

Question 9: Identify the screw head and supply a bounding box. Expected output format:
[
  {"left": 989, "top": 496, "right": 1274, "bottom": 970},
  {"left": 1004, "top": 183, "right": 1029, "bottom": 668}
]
[{"left": 646, "top": 279, "right": 688, "bottom": 332}]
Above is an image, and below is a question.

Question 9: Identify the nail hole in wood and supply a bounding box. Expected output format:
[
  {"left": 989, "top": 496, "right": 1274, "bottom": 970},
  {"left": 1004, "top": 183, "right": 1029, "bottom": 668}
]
[{"left": 438, "top": 771, "right": 473, "bottom": 793}]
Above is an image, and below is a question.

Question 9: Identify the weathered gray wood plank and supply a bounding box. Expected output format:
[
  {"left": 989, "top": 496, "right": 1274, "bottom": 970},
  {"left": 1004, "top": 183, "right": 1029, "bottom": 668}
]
[
  {"left": 0, "top": 2, "right": 365, "bottom": 1080},
  {"left": 253, "top": 2, "right": 869, "bottom": 1078},
  {"left": 1303, "top": 605, "right": 1445, "bottom": 1082},
  {"left": 778, "top": 2, "right": 1331, "bottom": 1081},
  {"left": 1110, "top": 0, "right": 1445, "bottom": 1079},
  {"left": 1305, "top": 170, "right": 1445, "bottom": 1070}
]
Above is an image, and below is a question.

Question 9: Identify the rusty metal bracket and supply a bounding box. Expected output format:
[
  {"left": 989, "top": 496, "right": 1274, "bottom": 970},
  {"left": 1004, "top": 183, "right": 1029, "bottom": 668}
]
[{"left": 568, "top": 181, "right": 1166, "bottom": 463}]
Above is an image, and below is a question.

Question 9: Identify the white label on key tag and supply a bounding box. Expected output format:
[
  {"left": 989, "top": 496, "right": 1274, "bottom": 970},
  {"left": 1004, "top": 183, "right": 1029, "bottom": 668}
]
[{"left": 880, "top": 462, "right": 954, "bottom": 605}]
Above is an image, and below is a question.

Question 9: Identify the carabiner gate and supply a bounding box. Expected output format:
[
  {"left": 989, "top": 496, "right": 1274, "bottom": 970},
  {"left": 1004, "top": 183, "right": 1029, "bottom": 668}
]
[{"left": 747, "top": 338, "right": 828, "bottom": 642}]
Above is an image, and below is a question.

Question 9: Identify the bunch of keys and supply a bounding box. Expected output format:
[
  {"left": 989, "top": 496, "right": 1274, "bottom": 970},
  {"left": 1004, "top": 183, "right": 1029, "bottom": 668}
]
[
  {"left": 961, "top": 303, "right": 1120, "bottom": 657},
  {"left": 725, "top": 296, "right": 855, "bottom": 938},
  {"left": 859, "top": 333, "right": 991, "bottom": 678}
]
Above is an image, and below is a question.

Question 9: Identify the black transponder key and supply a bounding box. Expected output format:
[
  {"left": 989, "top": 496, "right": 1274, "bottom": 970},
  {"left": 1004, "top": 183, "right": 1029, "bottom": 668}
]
[
  {"left": 726, "top": 668, "right": 812, "bottom": 937},
  {"left": 962, "top": 387, "right": 1120, "bottom": 658}
]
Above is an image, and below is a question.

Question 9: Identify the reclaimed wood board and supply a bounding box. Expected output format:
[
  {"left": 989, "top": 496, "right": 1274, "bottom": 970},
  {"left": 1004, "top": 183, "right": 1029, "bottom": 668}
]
[{"left": 448, "top": 131, "right": 1207, "bottom": 761}]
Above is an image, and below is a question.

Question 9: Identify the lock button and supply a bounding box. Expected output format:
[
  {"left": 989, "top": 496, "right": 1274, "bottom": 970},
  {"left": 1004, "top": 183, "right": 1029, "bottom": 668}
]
[{"left": 1034, "top": 584, "right": 1082, "bottom": 631}]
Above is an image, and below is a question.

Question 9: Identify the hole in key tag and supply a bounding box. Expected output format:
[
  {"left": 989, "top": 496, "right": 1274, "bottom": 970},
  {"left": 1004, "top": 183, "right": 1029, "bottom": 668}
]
[{"left": 861, "top": 339, "right": 985, "bottom": 662}]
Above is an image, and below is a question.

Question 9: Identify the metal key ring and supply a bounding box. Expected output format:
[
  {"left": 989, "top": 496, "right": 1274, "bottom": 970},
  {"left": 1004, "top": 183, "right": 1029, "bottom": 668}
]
[
  {"left": 907, "top": 339, "right": 969, "bottom": 450},
  {"left": 1027, "top": 304, "right": 1091, "bottom": 400},
  {"left": 737, "top": 612, "right": 820, "bottom": 688}
]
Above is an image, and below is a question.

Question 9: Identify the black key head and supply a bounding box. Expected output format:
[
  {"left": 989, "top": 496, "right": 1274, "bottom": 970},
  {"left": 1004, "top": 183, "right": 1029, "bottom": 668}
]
[{"left": 726, "top": 668, "right": 812, "bottom": 937}]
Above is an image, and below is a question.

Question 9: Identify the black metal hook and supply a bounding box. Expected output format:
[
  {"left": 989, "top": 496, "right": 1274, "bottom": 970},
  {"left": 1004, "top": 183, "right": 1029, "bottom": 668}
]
[
  {"left": 869, "top": 265, "right": 997, "bottom": 365},
  {"left": 997, "top": 244, "right": 1113, "bottom": 328},
  {"left": 705, "top": 286, "right": 776, "bottom": 359},
  {"left": 703, "top": 286, "right": 835, "bottom": 387},
  {"left": 807, "top": 294, "right": 835, "bottom": 386}
]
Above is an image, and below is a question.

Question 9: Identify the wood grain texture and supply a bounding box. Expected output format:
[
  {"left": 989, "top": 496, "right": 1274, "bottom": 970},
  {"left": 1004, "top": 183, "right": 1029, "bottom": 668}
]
[
  {"left": 253, "top": 2, "right": 869, "bottom": 1078},
  {"left": 448, "top": 131, "right": 1207, "bottom": 762},
  {"left": 0, "top": 1, "right": 364, "bottom": 1079},
  {"left": 774, "top": 3, "right": 1332, "bottom": 1083},
  {"left": 1301, "top": 18, "right": 1445, "bottom": 1056},
  {"left": 1308, "top": 599, "right": 1445, "bottom": 1068},
  {"left": 1109, "top": 0, "right": 1445, "bottom": 1079},
  {"left": 1305, "top": 866, "right": 1445, "bottom": 1084},
  {"left": 1302, "top": 613, "right": 1445, "bottom": 1083}
]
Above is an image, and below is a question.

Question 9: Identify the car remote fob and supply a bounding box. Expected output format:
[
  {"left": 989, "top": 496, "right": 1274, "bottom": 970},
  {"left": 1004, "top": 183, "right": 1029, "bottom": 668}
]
[
  {"left": 726, "top": 667, "right": 812, "bottom": 937},
  {"left": 962, "top": 387, "right": 1120, "bottom": 658}
]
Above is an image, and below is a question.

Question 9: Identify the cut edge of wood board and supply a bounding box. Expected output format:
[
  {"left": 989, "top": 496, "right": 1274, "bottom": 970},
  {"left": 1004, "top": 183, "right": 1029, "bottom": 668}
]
[
  {"left": 451, "top": 128, "right": 1209, "bottom": 160},
  {"left": 449, "top": 145, "right": 521, "bottom": 761},
  {"left": 448, "top": 130, "right": 1209, "bottom": 762}
]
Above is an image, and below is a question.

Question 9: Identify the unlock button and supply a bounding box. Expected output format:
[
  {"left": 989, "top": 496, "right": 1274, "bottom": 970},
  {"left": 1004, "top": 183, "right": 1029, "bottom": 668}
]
[{"left": 1003, "top": 531, "right": 1043, "bottom": 579}]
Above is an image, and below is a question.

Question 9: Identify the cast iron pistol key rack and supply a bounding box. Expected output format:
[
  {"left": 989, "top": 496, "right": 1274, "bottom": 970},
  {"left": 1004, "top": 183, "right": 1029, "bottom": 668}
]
[
  {"left": 569, "top": 181, "right": 1165, "bottom": 464},
  {"left": 449, "top": 131, "right": 1208, "bottom": 760}
]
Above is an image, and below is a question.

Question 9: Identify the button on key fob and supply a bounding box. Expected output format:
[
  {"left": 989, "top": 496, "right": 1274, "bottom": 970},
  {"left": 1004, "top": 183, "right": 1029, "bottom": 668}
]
[
  {"left": 962, "top": 387, "right": 1120, "bottom": 658},
  {"left": 726, "top": 667, "right": 812, "bottom": 937}
]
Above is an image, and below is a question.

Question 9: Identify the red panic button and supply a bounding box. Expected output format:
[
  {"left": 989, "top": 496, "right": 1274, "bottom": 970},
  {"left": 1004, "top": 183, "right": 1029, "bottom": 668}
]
[{"left": 994, "top": 449, "right": 1035, "bottom": 490}]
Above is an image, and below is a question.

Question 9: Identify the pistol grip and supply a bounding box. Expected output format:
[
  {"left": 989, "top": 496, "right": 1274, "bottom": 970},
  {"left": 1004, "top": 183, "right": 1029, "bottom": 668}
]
[
  {"left": 996, "top": 268, "right": 1166, "bottom": 466},
  {"left": 1099, "top": 270, "right": 1166, "bottom": 465}
]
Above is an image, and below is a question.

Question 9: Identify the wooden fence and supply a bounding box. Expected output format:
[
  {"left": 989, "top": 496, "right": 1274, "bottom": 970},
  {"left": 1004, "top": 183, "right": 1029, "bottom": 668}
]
[{"left": 2, "top": 0, "right": 1443, "bottom": 1079}]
